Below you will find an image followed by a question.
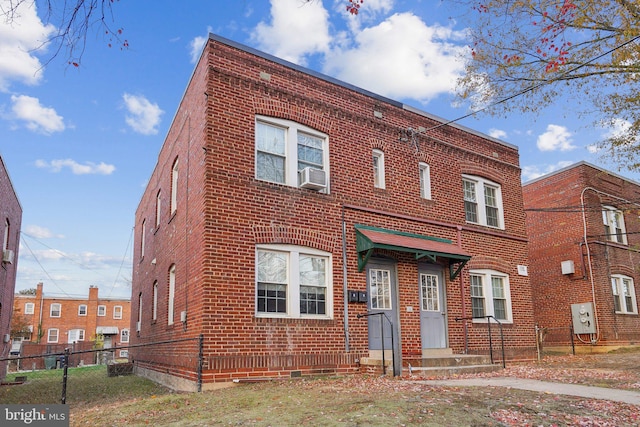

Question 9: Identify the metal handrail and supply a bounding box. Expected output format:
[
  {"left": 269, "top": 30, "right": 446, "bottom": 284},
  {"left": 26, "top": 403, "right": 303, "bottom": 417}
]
[
  {"left": 455, "top": 315, "right": 506, "bottom": 368},
  {"left": 357, "top": 312, "right": 397, "bottom": 376}
]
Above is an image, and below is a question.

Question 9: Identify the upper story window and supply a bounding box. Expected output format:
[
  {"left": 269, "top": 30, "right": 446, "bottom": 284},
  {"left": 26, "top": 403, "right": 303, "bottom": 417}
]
[
  {"left": 140, "top": 219, "right": 146, "bottom": 259},
  {"left": 256, "top": 245, "right": 332, "bottom": 319},
  {"left": 24, "top": 302, "right": 34, "bottom": 315},
  {"left": 255, "top": 117, "right": 328, "bottom": 191},
  {"left": 463, "top": 175, "right": 504, "bottom": 229},
  {"left": 611, "top": 274, "right": 637, "bottom": 314},
  {"left": 121, "top": 329, "right": 130, "bottom": 343},
  {"left": 171, "top": 157, "right": 178, "bottom": 215},
  {"left": 602, "top": 206, "right": 627, "bottom": 244},
  {"left": 470, "top": 269, "right": 512, "bottom": 322},
  {"left": 152, "top": 281, "right": 158, "bottom": 321},
  {"left": 97, "top": 305, "right": 106, "bottom": 316},
  {"left": 419, "top": 162, "right": 431, "bottom": 199},
  {"left": 47, "top": 328, "right": 59, "bottom": 343},
  {"left": 50, "top": 303, "right": 61, "bottom": 318},
  {"left": 3, "top": 218, "right": 9, "bottom": 251},
  {"left": 155, "top": 190, "right": 162, "bottom": 228},
  {"left": 372, "top": 149, "right": 385, "bottom": 189},
  {"left": 78, "top": 304, "right": 87, "bottom": 316},
  {"left": 113, "top": 305, "right": 123, "bottom": 319}
]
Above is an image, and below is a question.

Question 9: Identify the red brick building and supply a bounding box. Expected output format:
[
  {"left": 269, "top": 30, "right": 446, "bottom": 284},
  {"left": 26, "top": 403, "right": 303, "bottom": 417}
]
[
  {"left": 131, "top": 34, "right": 536, "bottom": 390},
  {"left": 523, "top": 162, "right": 640, "bottom": 349},
  {"left": 12, "top": 282, "right": 131, "bottom": 358},
  {"left": 0, "top": 154, "right": 22, "bottom": 378}
]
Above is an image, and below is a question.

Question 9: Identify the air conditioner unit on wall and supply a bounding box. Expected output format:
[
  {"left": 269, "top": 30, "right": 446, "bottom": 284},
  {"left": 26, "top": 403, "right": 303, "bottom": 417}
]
[
  {"left": 2, "top": 249, "right": 14, "bottom": 264},
  {"left": 298, "top": 167, "right": 326, "bottom": 190}
]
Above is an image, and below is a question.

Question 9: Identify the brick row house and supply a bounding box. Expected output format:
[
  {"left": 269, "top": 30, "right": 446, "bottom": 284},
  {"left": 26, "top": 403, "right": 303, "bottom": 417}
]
[
  {"left": 12, "top": 282, "right": 131, "bottom": 362},
  {"left": 0, "top": 154, "right": 22, "bottom": 379},
  {"left": 130, "top": 34, "right": 537, "bottom": 390},
  {"left": 524, "top": 162, "right": 640, "bottom": 348}
]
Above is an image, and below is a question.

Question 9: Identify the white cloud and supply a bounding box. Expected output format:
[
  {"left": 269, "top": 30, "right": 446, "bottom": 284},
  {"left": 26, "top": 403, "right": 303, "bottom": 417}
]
[
  {"left": 536, "top": 124, "right": 576, "bottom": 152},
  {"left": 189, "top": 26, "right": 212, "bottom": 63},
  {"left": 122, "top": 93, "right": 163, "bottom": 135},
  {"left": 521, "top": 161, "right": 574, "bottom": 181},
  {"left": 251, "top": 0, "right": 331, "bottom": 65},
  {"left": 24, "top": 225, "right": 64, "bottom": 239},
  {"left": 0, "top": 0, "right": 56, "bottom": 91},
  {"left": 323, "top": 13, "right": 468, "bottom": 103},
  {"left": 11, "top": 95, "right": 65, "bottom": 134},
  {"left": 35, "top": 159, "right": 116, "bottom": 175},
  {"left": 488, "top": 128, "right": 507, "bottom": 140}
]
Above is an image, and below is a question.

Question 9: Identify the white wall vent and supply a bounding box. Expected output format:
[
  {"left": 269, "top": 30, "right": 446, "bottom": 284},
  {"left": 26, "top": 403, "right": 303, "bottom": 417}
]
[
  {"left": 561, "top": 260, "right": 575, "bottom": 275},
  {"left": 2, "top": 249, "right": 14, "bottom": 264},
  {"left": 298, "top": 167, "right": 326, "bottom": 190}
]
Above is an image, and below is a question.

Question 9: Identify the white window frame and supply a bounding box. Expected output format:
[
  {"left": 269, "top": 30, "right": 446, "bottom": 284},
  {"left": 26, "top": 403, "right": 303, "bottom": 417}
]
[
  {"left": 152, "top": 281, "right": 158, "bottom": 321},
  {"left": 611, "top": 274, "right": 638, "bottom": 314},
  {"left": 419, "top": 162, "right": 431, "bottom": 199},
  {"left": 121, "top": 329, "right": 130, "bottom": 343},
  {"left": 155, "top": 190, "right": 162, "bottom": 228},
  {"left": 47, "top": 328, "right": 59, "bottom": 343},
  {"left": 3, "top": 218, "right": 9, "bottom": 251},
  {"left": 463, "top": 175, "right": 504, "bottom": 229},
  {"left": 113, "top": 305, "right": 123, "bottom": 320},
  {"left": 255, "top": 116, "right": 329, "bottom": 191},
  {"left": 119, "top": 350, "right": 129, "bottom": 358},
  {"left": 256, "top": 245, "right": 332, "bottom": 319},
  {"left": 469, "top": 269, "right": 512, "bottom": 323},
  {"left": 68, "top": 329, "right": 85, "bottom": 343},
  {"left": 373, "top": 149, "right": 386, "bottom": 189},
  {"left": 78, "top": 304, "right": 87, "bottom": 316},
  {"left": 140, "top": 219, "right": 146, "bottom": 259},
  {"left": 168, "top": 265, "right": 176, "bottom": 325},
  {"left": 603, "top": 206, "right": 627, "bottom": 244},
  {"left": 50, "top": 303, "right": 61, "bottom": 318},
  {"left": 97, "top": 305, "right": 106, "bottom": 317},
  {"left": 24, "top": 302, "right": 34, "bottom": 315},
  {"left": 171, "top": 157, "right": 178, "bottom": 215}
]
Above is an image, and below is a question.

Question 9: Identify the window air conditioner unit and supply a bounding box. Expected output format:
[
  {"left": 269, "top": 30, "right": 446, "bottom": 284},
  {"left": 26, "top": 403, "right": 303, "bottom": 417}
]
[
  {"left": 2, "top": 249, "right": 14, "bottom": 264},
  {"left": 298, "top": 167, "right": 326, "bottom": 190}
]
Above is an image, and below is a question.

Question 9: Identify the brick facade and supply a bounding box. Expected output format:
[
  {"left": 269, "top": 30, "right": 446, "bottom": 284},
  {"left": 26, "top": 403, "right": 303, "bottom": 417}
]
[
  {"left": 523, "top": 162, "right": 640, "bottom": 348},
  {"left": 12, "top": 283, "right": 131, "bottom": 356},
  {"left": 0, "top": 155, "right": 21, "bottom": 379},
  {"left": 131, "top": 34, "right": 536, "bottom": 390}
]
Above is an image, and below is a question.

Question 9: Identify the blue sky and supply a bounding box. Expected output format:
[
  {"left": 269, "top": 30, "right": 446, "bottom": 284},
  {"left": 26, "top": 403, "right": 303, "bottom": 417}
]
[{"left": 0, "top": 0, "right": 631, "bottom": 298}]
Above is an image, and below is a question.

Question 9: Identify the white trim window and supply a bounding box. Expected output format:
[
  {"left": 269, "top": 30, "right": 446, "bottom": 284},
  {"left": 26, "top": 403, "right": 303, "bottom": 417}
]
[
  {"left": 463, "top": 175, "right": 504, "bottom": 229},
  {"left": 171, "top": 157, "right": 179, "bottom": 215},
  {"left": 97, "top": 305, "right": 106, "bottom": 317},
  {"left": 603, "top": 206, "right": 627, "bottom": 244},
  {"left": 78, "top": 304, "right": 87, "bottom": 316},
  {"left": 152, "top": 281, "right": 158, "bottom": 321},
  {"left": 255, "top": 116, "right": 328, "bottom": 190},
  {"left": 24, "top": 302, "right": 34, "bottom": 315},
  {"left": 48, "top": 328, "right": 59, "bottom": 343},
  {"left": 113, "top": 305, "right": 123, "bottom": 320},
  {"left": 256, "top": 245, "right": 332, "bottom": 319},
  {"left": 121, "top": 329, "right": 130, "bottom": 343},
  {"left": 611, "top": 274, "right": 638, "bottom": 314},
  {"left": 168, "top": 265, "right": 176, "bottom": 325},
  {"left": 68, "top": 329, "right": 85, "bottom": 343},
  {"left": 470, "top": 269, "right": 512, "bottom": 322},
  {"left": 155, "top": 190, "right": 162, "bottom": 228},
  {"left": 372, "top": 149, "right": 385, "bottom": 189},
  {"left": 419, "top": 162, "right": 431, "bottom": 199},
  {"left": 50, "top": 303, "right": 61, "bottom": 318},
  {"left": 370, "top": 268, "right": 392, "bottom": 310},
  {"left": 140, "top": 219, "right": 146, "bottom": 259}
]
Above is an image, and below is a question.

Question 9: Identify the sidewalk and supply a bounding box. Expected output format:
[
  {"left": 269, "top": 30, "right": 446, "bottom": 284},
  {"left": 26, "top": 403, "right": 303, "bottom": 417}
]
[{"left": 420, "top": 377, "right": 640, "bottom": 406}]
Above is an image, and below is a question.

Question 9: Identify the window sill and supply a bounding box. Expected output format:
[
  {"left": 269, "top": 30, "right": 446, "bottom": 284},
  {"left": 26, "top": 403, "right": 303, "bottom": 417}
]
[
  {"left": 255, "top": 314, "right": 333, "bottom": 321},
  {"left": 472, "top": 318, "right": 513, "bottom": 325},
  {"left": 614, "top": 311, "right": 638, "bottom": 316}
]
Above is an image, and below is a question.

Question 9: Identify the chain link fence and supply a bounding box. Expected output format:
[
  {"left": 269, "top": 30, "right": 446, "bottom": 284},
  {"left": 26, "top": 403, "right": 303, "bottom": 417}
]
[{"left": 0, "top": 336, "right": 202, "bottom": 406}]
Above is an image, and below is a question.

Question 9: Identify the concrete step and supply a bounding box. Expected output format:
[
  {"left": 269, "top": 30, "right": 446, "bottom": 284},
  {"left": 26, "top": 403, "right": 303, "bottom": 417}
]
[{"left": 406, "top": 363, "right": 502, "bottom": 378}]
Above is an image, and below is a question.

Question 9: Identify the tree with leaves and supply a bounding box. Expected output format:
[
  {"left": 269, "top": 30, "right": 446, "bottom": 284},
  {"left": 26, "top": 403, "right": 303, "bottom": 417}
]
[{"left": 455, "top": 0, "right": 640, "bottom": 170}]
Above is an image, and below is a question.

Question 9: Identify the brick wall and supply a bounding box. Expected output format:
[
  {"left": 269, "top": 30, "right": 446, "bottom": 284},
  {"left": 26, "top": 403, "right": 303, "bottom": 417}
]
[
  {"left": 131, "top": 35, "right": 536, "bottom": 385},
  {"left": 524, "top": 162, "right": 640, "bottom": 346},
  {"left": 0, "top": 155, "right": 22, "bottom": 378}
]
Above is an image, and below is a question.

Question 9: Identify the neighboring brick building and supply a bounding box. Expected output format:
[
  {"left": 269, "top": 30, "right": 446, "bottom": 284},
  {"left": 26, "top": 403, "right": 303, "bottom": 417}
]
[
  {"left": 523, "top": 161, "right": 640, "bottom": 349},
  {"left": 131, "top": 34, "right": 536, "bottom": 391},
  {"left": 0, "top": 154, "right": 22, "bottom": 378},
  {"left": 12, "top": 283, "right": 131, "bottom": 358}
]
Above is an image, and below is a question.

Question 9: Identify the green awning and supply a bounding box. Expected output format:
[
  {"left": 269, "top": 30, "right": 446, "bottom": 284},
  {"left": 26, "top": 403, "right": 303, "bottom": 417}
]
[{"left": 355, "top": 225, "right": 471, "bottom": 280}]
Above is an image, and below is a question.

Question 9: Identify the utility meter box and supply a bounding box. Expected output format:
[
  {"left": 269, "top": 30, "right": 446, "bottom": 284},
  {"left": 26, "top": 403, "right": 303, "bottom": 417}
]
[{"left": 571, "top": 302, "right": 597, "bottom": 335}]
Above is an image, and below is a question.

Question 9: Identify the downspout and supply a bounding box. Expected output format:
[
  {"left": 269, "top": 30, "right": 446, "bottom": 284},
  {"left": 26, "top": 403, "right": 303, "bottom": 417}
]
[
  {"left": 580, "top": 187, "right": 601, "bottom": 344},
  {"left": 342, "top": 206, "right": 350, "bottom": 352},
  {"left": 456, "top": 225, "right": 468, "bottom": 353}
]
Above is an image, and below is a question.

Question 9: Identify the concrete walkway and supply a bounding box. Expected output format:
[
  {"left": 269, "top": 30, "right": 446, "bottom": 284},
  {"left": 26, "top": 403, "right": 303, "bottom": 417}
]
[{"left": 420, "top": 377, "right": 640, "bottom": 406}]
